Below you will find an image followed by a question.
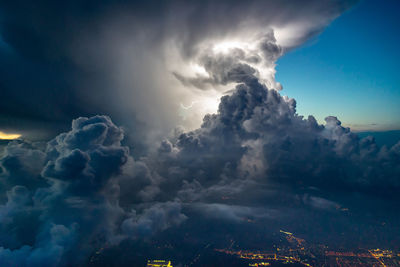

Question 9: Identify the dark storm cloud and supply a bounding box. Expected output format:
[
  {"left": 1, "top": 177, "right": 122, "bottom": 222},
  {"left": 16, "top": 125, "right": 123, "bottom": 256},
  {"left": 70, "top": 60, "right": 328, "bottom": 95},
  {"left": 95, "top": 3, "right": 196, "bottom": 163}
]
[
  {"left": 5, "top": 1, "right": 400, "bottom": 266},
  {"left": 134, "top": 74, "right": 399, "bottom": 251},
  {"left": 0, "top": 116, "right": 187, "bottom": 265},
  {"left": 0, "top": 83, "right": 399, "bottom": 265},
  {"left": 152, "top": 77, "right": 400, "bottom": 207},
  {"left": 0, "top": 0, "right": 356, "bottom": 141}
]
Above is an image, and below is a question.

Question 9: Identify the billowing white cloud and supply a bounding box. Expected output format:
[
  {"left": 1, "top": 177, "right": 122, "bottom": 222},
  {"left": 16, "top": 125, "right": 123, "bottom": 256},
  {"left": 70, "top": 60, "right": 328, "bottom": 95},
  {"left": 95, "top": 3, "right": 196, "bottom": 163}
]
[{"left": 69, "top": 0, "right": 356, "bottom": 142}]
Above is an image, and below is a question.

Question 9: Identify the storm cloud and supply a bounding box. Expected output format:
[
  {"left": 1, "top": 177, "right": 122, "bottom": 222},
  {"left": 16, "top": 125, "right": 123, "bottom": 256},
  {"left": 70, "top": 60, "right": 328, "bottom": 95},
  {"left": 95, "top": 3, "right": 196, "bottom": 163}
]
[
  {"left": 0, "top": 0, "right": 356, "bottom": 142},
  {"left": 1, "top": 72, "right": 399, "bottom": 265},
  {"left": 2, "top": 0, "right": 400, "bottom": 266},
  {"left": 0, "top": 116, "right": 187, "bottom": 265}
]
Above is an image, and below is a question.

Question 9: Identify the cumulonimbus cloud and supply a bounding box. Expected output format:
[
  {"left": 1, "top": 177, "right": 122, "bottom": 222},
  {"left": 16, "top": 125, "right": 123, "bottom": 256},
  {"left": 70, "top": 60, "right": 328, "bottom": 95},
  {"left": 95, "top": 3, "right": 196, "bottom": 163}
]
[
  {"left": 0, "top": 0, "right": 357, "bottom": 142},
  {"left": 4, "top": 0, "right": 399, "bottom": 265},
  {"left": 1, "top": 70, "right": 399, "bottom": 265}
]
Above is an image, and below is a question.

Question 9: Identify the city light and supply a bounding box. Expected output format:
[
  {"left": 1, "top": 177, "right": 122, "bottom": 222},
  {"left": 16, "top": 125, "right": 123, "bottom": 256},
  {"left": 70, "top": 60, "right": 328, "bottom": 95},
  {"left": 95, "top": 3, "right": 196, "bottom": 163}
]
[
  {"left": 214, "top": 230, "right": 400, "bottom": 267},
  {"left": 146, "top": 260, "right": 173, "bottom": 267}
]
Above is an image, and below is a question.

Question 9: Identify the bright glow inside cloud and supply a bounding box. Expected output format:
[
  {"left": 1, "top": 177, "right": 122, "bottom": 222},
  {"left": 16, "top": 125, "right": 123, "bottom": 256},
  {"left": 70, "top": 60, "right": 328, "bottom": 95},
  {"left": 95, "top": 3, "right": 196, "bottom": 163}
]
[
  {"left": 171, "top": 32, "right": 284, "bottom": 130},
  {"left": 70, "top": 0, "right": 354, "bottom": 143},
  {"left": 189, "top": 63, "right": 209, "bottom": 77},
  {"left": 179, "top": 91, "right": 222, "bottom": 124},
  {"left": 213, "top": 41, "right": 247, "bottom": 53}
]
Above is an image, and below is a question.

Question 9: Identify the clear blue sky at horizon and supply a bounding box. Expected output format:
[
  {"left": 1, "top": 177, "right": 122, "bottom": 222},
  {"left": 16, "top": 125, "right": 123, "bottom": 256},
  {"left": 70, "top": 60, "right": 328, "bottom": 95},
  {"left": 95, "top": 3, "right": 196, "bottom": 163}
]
[{"left": 276, "top": 0, "right": 400, "bottom": 132}]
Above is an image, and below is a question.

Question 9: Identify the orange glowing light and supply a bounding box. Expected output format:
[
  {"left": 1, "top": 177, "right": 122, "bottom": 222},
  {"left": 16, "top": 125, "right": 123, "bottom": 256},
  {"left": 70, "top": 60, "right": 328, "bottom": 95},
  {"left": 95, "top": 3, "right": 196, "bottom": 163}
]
[{"left": 0, "top": 131, "right": 21, "bottom": 140}]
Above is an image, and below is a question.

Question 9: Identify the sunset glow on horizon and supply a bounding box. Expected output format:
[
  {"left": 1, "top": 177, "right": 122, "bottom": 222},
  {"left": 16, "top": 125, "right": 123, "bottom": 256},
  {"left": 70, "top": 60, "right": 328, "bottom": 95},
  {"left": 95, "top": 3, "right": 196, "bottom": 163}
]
[{"left": 0, "top": 131, "right": 21, "bottom": 140}]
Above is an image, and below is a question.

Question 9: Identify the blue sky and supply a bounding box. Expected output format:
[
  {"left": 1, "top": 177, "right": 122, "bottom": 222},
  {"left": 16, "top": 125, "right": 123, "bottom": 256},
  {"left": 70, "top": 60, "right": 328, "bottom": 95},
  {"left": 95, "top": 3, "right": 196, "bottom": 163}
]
[{"left": 276, "top": 0, "right": 400, "bottom": 131}]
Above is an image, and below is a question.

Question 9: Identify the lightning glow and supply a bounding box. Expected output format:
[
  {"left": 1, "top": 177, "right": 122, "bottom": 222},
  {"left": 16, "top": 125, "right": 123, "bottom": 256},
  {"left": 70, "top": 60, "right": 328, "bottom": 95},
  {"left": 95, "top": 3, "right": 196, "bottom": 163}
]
[{"left": 213, "top": 41, "right": 246, "bottom": 53}]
